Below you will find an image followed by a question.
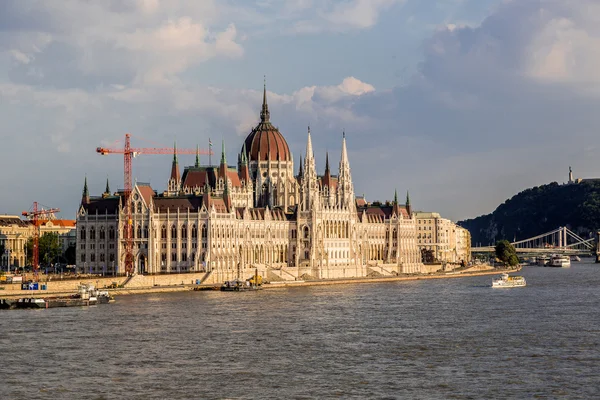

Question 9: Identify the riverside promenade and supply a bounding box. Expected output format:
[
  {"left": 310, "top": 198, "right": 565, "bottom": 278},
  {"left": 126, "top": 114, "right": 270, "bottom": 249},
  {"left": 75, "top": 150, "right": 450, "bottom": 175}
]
[{"left": 0, "top": 265, "right": 515, "bottom": 298}]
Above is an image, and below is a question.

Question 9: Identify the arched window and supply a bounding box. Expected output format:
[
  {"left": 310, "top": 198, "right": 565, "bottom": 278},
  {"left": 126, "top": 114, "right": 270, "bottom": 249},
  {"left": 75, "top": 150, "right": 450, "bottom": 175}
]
[
  {"left": 181, "top": 225, "right": 187, "bottom": 239},
  {"left": 136, "top": 202, "right": 142, "bottom": 213},
  {"left": 201, "top": 225, "right": 207, "bottom": 239},
  {"left": 90, "top": 227, "right": 96, "bottom": 240},
  {"left": 161, "top": 225, "right": 167, "bottom": 239},
  {"left": 303, "top": 226, "right": 309, "bottom": 239},
  {"left": 80, "top": 227, "right": 86, "bottom": 240},
  {"left": 99, "top": 227, "right": 105, "bottom": 240},
  {"left": 171, "top": 225, "right": 177, "bottom": 239},
  {"left": 136, "top": 225, "right": 142, "bottom": 239},
  {"left": 143, "top": 226, "right": 149, "bottom": 239},
  {"left": 109, "top": 226, "right": 115, "bottom": 239},
  {"left": 191, "top": 225, "right": 197, "bottom": 239}
]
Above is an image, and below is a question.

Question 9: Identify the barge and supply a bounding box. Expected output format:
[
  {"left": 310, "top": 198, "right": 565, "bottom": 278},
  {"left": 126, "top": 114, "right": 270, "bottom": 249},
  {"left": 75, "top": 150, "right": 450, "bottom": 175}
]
[{"left": 1, "top": 284, "right": 114, "bottom": 310}]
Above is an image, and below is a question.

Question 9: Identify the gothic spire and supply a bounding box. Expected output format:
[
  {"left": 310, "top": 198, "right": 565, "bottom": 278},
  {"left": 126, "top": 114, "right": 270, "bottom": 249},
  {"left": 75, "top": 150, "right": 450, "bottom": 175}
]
[
  {"left": 220, "top": 139, "right": 227, "bottom": 165},
  {"left": 241, "top": 141, "right": 248, "bottom": 165},
  {"left": 260, "top": 76, "right": 270, "bottom": 123},
  {"left": 340, "top": 130, "right": 349, "bottom": 165},
  {"left": 82, "top": 176, "right": 90, "bottom": 204},
  {"left": 394, "top": 189, "right": 398, "bottom": 205},
  {"left": 406, "top": 191, "right": 410, "bottom": 206},
  {"left": 170, "top": 141, "right": 180, "bottom": 187},
  {"left": 306, "top": 126, "right": 314, "bottom": 160},
  {"left": 298, "top": 155, "right": 303, "bottom": 177},
  {"left": 195, "top": 144, "right": 200, "bottom": 167},
  {"left": 325, "top": 151, "right": 330, "bottom": 174},
  {"left": 406, "top": 190, "right": 412, "bottom": 216},
  {"left": 83, "top": 176, "right": 89, "bottom": 197},
  {"left": 105, "top": 178, "right": 110, "bottom": 195}
]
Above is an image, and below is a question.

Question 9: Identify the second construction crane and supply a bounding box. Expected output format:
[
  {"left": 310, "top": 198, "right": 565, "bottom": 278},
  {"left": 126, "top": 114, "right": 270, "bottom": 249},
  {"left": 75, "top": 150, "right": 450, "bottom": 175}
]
[
  {"left": 96, "top": 133, "right": 212, "bottom": 276},
  {"left": 22, "top": 202, "right": 60, "bottom": 281}
]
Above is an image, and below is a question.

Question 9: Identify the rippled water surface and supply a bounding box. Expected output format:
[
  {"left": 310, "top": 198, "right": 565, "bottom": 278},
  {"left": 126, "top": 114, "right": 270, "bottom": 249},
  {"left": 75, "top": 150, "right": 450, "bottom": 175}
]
[{"left": 2, "top": 263, "right": 600, "bottom": 399}]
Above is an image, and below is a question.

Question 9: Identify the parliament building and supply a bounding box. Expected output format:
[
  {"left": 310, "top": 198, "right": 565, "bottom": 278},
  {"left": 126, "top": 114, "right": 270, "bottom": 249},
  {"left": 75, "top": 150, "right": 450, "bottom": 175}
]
[{"left": 76, "top": 85, "right": 428, "bottom": 282}]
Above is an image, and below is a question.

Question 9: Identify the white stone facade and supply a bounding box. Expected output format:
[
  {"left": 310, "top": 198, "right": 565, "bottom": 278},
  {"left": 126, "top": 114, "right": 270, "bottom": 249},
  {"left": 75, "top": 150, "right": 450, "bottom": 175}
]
[{"left": 76, "top": 93, "right": 449, "bottom": 281}]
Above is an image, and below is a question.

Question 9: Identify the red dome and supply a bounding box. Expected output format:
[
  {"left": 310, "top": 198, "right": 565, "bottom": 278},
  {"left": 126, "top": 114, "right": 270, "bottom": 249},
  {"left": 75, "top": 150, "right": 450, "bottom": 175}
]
[
  {"left": 243, "top": 121, "right": 291, "bottom": 162},
  {"left": 242, "top": 84, "right": 291, "bottom": 162}
]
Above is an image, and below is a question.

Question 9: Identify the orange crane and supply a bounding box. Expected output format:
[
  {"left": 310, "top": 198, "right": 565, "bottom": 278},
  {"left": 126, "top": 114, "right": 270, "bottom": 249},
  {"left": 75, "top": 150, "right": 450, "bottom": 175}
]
[
  {"left": 22, "top": 202, "right": 60, "bottom": 281},
  {"left": 96, "top": 133, "right": 212, "bottom": 275}
]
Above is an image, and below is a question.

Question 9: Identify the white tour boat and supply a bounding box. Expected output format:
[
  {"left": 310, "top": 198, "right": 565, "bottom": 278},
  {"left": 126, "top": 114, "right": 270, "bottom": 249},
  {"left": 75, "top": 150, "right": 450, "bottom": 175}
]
[
  {"left": 492, "top": 273, "right": 526, "bottom": 288},
  {"left": 548, "top": 255, "right": 571, "bottom": 268}
]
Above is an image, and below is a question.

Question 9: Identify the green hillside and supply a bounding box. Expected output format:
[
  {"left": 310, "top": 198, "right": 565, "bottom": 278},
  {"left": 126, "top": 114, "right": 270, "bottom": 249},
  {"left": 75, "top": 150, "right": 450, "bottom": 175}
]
[{"left": 458, "top": 181, "right": 600, "bottom": 246}]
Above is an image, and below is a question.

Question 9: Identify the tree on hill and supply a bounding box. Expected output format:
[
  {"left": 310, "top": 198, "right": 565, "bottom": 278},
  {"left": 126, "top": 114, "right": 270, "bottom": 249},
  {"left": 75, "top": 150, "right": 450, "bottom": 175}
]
[
  {"left": 495, "top": 240, "right": 519, "bottom": 267},
  {"left": 459, "top": 181, "right": 600, "bottom": 245}
]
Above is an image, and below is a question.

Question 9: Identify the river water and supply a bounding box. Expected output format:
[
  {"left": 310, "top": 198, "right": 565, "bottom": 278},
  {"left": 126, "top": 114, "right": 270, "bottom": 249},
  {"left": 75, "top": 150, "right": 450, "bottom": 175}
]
[{"left": 1, "top": 262, "right": 599, "bottom": 399}]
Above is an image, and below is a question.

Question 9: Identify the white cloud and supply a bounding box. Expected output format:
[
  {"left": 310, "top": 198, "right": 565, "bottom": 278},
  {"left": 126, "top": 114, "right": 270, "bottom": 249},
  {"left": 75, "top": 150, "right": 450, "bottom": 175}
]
[
  {"left": 292, "top": 0, "right": 404, "bottom": 33},
  {"left": 3, "top": 0, "right": 600, "bottom": 223},
  {"left": 326, "top": 0, "right": 400, "bottom": 29}
]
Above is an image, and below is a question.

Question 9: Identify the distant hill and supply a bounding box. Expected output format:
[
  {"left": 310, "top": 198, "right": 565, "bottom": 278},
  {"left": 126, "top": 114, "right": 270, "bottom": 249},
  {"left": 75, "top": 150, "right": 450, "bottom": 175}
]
[{"left": 458, "top": 181, "right": 600, "bottom": 245}]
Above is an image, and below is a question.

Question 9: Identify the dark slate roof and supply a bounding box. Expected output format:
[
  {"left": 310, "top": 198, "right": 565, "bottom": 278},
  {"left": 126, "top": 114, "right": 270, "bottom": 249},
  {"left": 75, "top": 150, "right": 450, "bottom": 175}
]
[
  {"left": 357, "top": 204, "right": 409, "bottom": 223},
  {"left": 83, "top": 197, "right": 120, "bottom": 214},
  {"left": 0, "top": 216, "right": 30, "bottom": 227},
  {"left": 182, "top": 166, "right": 242, "bottom": 190},
  {"left": 153, "top": 196, "right": 204, "bottom": 213}
]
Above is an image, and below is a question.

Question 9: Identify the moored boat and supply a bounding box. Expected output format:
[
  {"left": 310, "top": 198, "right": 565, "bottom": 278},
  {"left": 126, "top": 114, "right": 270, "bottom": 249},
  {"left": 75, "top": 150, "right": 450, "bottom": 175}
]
[
  {"left": 548, "top": 255, "right": 571, "bottom": 268},
  {"left": 221, "top": 279, "right": 262, "bottom": 291},
  {"left": 2, "top": 283, "right": 115, "bottom": 310},
  {"left": 492, "top": 273, "right": 526, "bottom": 288},
  {"left": 220, "top": 269, "right": 263, "bottom": 292}
]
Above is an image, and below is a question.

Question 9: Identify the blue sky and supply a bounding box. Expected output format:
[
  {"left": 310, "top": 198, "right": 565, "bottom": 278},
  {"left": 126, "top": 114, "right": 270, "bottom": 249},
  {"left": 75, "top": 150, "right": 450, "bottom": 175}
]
[{"left": 1, "top": 0, "right": 600, "bottom": 221}]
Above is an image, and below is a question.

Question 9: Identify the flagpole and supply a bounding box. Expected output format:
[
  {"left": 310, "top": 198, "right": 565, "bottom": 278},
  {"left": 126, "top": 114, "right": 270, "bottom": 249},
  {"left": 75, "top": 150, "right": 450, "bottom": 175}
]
[{"left": 209, "top": 138, "right": 212, "bottom": 166}]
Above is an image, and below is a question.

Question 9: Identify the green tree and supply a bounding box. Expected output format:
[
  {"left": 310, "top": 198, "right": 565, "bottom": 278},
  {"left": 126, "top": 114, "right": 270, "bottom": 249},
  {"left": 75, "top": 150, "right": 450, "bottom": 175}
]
[
  {"left": 495, "top": 240, "right": 519, "bottom": 267},
  {"left": 64, "top": 243, "right": 76, "bottom": 265},
  {"left": 25, "top": 232, "right": 62, "bottom": 267}
]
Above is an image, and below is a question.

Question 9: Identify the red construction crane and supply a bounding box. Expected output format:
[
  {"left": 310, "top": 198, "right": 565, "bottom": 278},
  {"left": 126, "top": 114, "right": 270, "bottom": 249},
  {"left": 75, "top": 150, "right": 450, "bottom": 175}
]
[
  {"left": 22, "top": 202, "right": 60, "bottom": 281},
  {"left": 96, "top": 133, "right": 212, "bottom": 276}
]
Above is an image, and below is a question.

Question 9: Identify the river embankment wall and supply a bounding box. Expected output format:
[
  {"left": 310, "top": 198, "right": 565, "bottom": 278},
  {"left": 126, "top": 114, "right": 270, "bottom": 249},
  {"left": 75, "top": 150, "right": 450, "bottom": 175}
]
[{"left": 0, "top": 264, "right": 505, "bottom": 298}]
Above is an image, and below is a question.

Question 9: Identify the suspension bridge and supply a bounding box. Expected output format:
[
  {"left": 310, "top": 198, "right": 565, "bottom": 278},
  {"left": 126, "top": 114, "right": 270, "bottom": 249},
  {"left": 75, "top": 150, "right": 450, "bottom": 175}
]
[{"left": 471, "top": 227, "right": 597, "bottom": 256}]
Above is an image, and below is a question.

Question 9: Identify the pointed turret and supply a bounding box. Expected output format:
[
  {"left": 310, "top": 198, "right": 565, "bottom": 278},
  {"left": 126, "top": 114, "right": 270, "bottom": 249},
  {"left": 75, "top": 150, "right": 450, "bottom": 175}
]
[
  {"left": 82, "top": 176, "right": 90, "bottom": 204},
  {"left": 239, "top": 142, "right": 250, "bottom": 183},
  {"left": 302, "top": 126, "right": 319, "bottom": 211},
  {"left": 168, "top": 141, "right": 181, "bottom": 193},
  {"left": 223, "top": 172, "right": 232, "bottom": 212},
  {"left": 260, "top": 77, "right": 270, "bottom": 123},
  {"left": 394, "top": 189, "right": 398, "bottom": 205},
  {"left": 195, "top": 144, "right": 200, "bottom": 168},
  {"left": 340, "top": 130, "right": 349, "bottom": 164},
  {"left": 338, "top": 131, "right": 354, "bottom": 208},
  {"left": 406, "top": 191, "right": 411, "bottom": 216},
  {"left": 170, "top": 141, "right": 180, "bottom": 183},
  {"left": 306, "top": 126, "right": 314, "bottom": 160},
  {"left": 102, "top": 178, "right": 111, "bottom": 198},
  {"left": 322, "top": 151, "right": 332, "bottom": 188},
  {"left": 219, "top": 139, "right": 228, "bottom": 180}
]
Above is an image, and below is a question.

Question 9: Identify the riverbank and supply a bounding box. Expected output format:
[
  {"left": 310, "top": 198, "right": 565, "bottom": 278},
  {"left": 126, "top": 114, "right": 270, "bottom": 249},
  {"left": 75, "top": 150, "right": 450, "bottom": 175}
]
[{"left": 0, "top": 265, "right": 516, "bottom": 298}]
